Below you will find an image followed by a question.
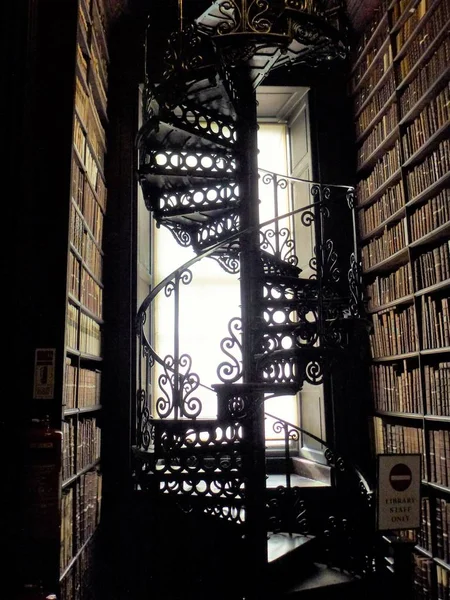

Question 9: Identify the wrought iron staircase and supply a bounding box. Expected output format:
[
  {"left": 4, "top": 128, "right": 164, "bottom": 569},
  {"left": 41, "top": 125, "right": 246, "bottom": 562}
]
[{"left": 133, "top": 1, "right": 374, "bottom": 598}]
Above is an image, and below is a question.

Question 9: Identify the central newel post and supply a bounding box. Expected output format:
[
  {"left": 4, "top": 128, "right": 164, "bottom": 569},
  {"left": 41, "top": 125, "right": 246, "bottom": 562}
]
[{"left": 235, "top": 67, "right": 268, "bottom": 593}]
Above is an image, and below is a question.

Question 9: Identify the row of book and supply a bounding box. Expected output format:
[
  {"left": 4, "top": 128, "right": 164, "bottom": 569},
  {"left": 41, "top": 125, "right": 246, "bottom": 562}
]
[
  {"left": 372, "top": 417, "right": 425, "bottom": 458},
  {"left": 68, "top": 252, "right": 103, "bottom": 318},
  {"left": 353, "top": 44, "right": 393, "bottom": 114},
  {"left": 72, "top": 155, "right": 105, "bottom": 244},
  {"left": 60, "top": 469, "right": 102, "bottom": 575},
  {"left": 62, "top": 417, "right": 101, "bottom": 482},
  {"left": 410, "top": 189, "right": 450, "bottom": 242},
  {"left": 413, "top": 554, "right": 433, "bottom": 600},
  {"left": 351, "top": 0, "right": 390, "bottom": 63},
  {"left": 80, "top": 269, "right": 103, "bottom": 319},
  {"left": 66, "top": 304, "right": 102, "bottom": 356},
  {"left": 357, "top": 140, "right": 401, "bottom": 204},
  {"left": 406, "top": 138, "right": 450, "bottom": 201},
  {"left": 62, "top": 420, "right": 76, "bottom": 481},
  {"left": 70, "top": 203, "right": 103, "bottom": 283},
  {"left": 397, "top": 0, "right": 448, "bottom": 84},
  {"left": 400, "top": 38, "right": 450, "bottom": 118},
  {"left": 355, "top": 72, "right": 396, "bottom": 139},
  {"left": 365, "top": 262, "right": 412, "bottom": 310},
  {"left": 395, "top": 0, "right": 430, "bottom": 53},
  {"left": 424, "top": 362, "right": 450, "bottom": 416},
  {"left": 437, "top": 565, "right": 450, "bottom": 600},
  {"left": 351, "top": 19, "right": 390, "bottom": 93},
  {"left": 413, "top": 239, "right": 450, "bottom": 290},
  {"left": 402, "top": 85, "right": 450, "bottom": 161},
  {"left": 436, "top": 496, "right": 450, "bottom": 564},
  {"left": 77, "top": 417, "right": 101, "bottom": 471},
  {"left": 429, "top": 428, "right": 450, "bottom": 488},
  {"left": 361, "top": 218, "right": 406, "bottom": 271},
  {"left": 421, "top": 294, "right": 450, "bottom": 350},
  {"left": 60, "top": 539, "right": 96, "bottom": 600},
  {"left": 371, "top": 361, "right": 422, "bottom": 413},
  {"left": 65, "top": 363, "right": 102, "bottom": 410},
  {"left": 357, "top": 103, "right": 398, "bottom": 170},
  {"left": 358, "top": 180, "right": 404, "bottom": 238},
  {"left": 394, "top": 496, "right": 431, "bottom": 552},
  {"left": 369, "top": 304, "right": 418, "bottom": 358}
]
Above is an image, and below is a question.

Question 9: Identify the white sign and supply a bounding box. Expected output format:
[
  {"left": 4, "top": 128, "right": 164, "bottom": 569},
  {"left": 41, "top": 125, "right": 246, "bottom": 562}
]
[{"left": 377, "top": 454, "right": 421, "bottom": 531}]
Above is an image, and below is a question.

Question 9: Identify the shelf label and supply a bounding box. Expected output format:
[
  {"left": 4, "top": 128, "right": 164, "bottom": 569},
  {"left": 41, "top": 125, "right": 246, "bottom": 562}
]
[
  {"left": 33, "top": 348, "right": 56, "bottom": 399},
  {"left": 377, "top": 454, "right": 421, "bottom": 531}
]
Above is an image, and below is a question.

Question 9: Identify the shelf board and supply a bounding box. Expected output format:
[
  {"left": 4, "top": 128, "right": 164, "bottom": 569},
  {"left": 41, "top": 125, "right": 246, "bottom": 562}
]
[
  {"left": 359, "top": 205, "right": 406, "bottom": 241},
  {"left": 421, "top": 346, "right": 450, "bottom": 355},
  {"left": 64, "top": 405, "right": 102, "bottom": 416},
  {"left": 80, "top": 351, "right": 103, "bottom": 362},
  {"left": 70, "top": 196, "right": 105, "bottom": 257},
  {"left": 62, "top": 458, "right": 101, "bottom": 490},
  {"left": 434, "top": 557, "right": 450, "bottom": 572},
  {"left": 414, "top": 278, "right": 450, "bottom": 297},
  {"left": 68, "top": 292, "right": 103, "bottom": 324},
  {"left": 425, "top": 414, "right": 450, "bottom": 422},
  {"left": 350, "top": 12, "right": 389, "bottom": 75},
  {"left": 69, "top": 242, "right": 103, "bottom": 288},
  {"left": 414, "top": 545, "right": 433, "bottom": 559},
  {"left": 425, "top": 481, "right": 450, "bottom": 494},
  {"left": 402, "top": 121, "right": 450, "bottom": 170},
  {"left": 363, "top": 246, "right": 409, "bottom": 275},
  {"left": 60, "top": 530, "right": 97, "bottom": 582},
  {"left": 406, "top": 171, "right": 450, "bottom": 210},
  {"left": 367, "top": 293, "right": 415, "bottom": 314},
  {"left": 357, "top": 167, "right": 402, "bottom": 210},
  {"left": 357, "top": 125, "right": 400, "bottom": 175},
  {"left": 372, "top": 350, "right": 419, "bottom": 362},
  {"left": 409, "top": 220, "right": 450, "bottom": 248},
  {"left": 375, "top": 410, "right": 424, "bottom": 419},
  {"left": 399, "top": 65, "right": 450, "bottom": 126}
]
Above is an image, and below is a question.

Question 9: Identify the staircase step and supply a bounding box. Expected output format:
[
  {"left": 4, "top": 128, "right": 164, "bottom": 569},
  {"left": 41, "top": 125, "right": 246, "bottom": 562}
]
[
  {"left": 267, "top": 532, "right": 314, "bottom": 563},
  {"left": 266, "top": 474, "right": 329, "bottom": 489},
  {"left": 282, "top": 562, "right": 363, "bottom": 598}
]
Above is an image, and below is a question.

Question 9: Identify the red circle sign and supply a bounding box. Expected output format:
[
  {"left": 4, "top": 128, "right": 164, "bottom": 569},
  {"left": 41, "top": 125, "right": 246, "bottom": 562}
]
[{"left": 389, "top": 463, "right": 412, "bottom": 492}]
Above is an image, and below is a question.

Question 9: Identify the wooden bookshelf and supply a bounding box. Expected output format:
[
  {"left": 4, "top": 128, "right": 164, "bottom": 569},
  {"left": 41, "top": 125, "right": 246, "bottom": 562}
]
[
  {"left": 350, "top": 0, "right": 450, "bottom": 596},
  {"left": 20, "top": 1, "right": 110, "bottom": 598}
]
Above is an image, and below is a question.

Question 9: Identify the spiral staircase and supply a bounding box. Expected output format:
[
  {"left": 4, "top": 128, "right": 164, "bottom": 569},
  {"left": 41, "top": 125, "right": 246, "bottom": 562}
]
[{"left": 132, "top": 2, "right": 375, "bottom": 599}]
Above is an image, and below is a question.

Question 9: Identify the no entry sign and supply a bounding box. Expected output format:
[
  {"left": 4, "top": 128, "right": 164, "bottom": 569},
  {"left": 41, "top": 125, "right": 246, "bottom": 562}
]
[{"left": 377, "top": 454, "right": 421, "bottom": 531}]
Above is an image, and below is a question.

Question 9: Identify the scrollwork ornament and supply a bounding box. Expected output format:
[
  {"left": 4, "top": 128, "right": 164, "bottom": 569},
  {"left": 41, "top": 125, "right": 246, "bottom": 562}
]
[
  {"left": 305, "top": 360, "right": 323, "bottom": 385},
  {"left": 218, "top": 317, "right": 243, "bottom": 383},
  {"left": 212, "top": 253, "right": 240, "bottom": 274},
  {"left": 261, "top": 172, "right": 274, "bottom": 186},
  {"left": 216, "top": 0, "right": 240, "bottom": 35},
  {"left": 165, "top": 222, "right": 192, "bottom": 247},
  {"left": 346, "top": 188, "right": 356, "bottom": 209},
  {"left": 301, "top": 209, "right": 315, "bottom": 228},
  {"left": 324, "top": 239, "right": 340, "bottom": 284},
  {"left": 348, "top": 252, "right": 363, "bottom": 317},
  {"left": 279, "top": 228, "right": 298, "bottom": 266},
  {"left": 248, "top": 0, "right": 272, "bottom": 33}
]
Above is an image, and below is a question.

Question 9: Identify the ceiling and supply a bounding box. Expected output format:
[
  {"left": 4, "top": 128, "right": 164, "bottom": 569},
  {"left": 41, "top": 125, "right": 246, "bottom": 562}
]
[{"left": 115, "top": 0, "right": 384, "bottom": 36}]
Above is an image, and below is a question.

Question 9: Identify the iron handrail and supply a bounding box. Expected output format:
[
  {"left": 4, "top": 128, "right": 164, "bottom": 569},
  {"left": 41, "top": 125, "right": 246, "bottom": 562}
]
[{"left": 264, "top": 410, "right": 373, "bottom": 498}]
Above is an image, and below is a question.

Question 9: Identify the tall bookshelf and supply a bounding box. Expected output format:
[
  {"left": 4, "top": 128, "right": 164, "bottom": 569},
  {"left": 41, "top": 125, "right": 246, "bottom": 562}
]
[
  {"left": 21, "top": 1, "right": 110, "bottom": 598},
  {"left": 349, "top": 0, "right": 450, "bottom": 597}
]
